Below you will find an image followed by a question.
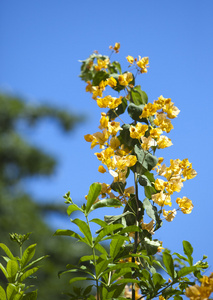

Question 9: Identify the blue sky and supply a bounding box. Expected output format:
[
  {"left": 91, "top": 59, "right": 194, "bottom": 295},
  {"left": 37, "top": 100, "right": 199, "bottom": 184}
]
[{"left": 1, "top": 0, "right": 213, "bottom": 275}]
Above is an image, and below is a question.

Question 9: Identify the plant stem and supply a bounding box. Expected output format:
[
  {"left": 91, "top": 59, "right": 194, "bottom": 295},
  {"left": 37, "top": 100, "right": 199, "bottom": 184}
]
[{"left": 85, "top": 215, "right": 100, "bottom": 300}]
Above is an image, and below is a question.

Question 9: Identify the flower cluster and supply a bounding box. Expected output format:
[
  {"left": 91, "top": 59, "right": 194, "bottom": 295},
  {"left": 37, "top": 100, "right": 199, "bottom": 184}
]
[
  {"left": 83, "top": 42, "right": 197, "bottom": 226},
  {"left": 185, "top": 273, "right": 213, "bottom": 299},
  {"left": 154, "top": 158, "right": 197, "bottom": 220}
]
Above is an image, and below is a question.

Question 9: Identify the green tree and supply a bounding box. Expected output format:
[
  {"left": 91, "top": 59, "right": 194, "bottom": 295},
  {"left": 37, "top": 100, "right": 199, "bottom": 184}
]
[{"left": 0, "top": 93, "right": 87, "bottom": 299}]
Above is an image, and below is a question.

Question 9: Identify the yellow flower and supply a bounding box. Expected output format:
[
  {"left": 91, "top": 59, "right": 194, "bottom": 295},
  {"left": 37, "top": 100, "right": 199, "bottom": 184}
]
[
  {"left": 182, "top": 167, "right": 197, "bottom": 180},
  {"left": 157, "top": 136, "right": 173, "bottom": 149},
  {"left": 136, "top": 56, "right": 149, "bottom": 73},
  {"left": 176, "top": 196, "right": 193, "bottom": 214},
  {"left": 106, "top": 76, "right": 117, "bottom": 87},
  {"left": 141, "top": 136, "right": 157, "bottom": 150},
  {"left": 154, "top": 112, "right": 174, "bottom": 133},
  {"left": 152, "top": 191, "right": 172, "bottom": 207},
  {"left": 99, "top": 114, "right": 109, "bottom": 129},
  {"left": 110, "top": 136, "right": 120, "bottom": 149},
  {"left": 163, "top": 209, "right": 177, "bottom": 222},
  {"left": 141, "top": 219, "right": 155, "bottom": 234},
  {"left": 129, "top": 123, "right": 148, "bottom": 139},
  {"left": 84, "top": 134, "right": 94, "bottom": 142},
  {"left": 150, "top": 127, "right": 163, "bottom": 139},
  {"left": 85, "top": 81, "right": 93, "bottom": 93},
  {"left": 100, "top": 182, "right": 111, "bottom": 197},
  {"left": 109, "top": 42, "right": 120, "bottom": 53},
  {"left": 154, "top": 178, "right": 167, "bottom": 191},
  {"left": 108, "top": 121, "right": 122, "bottom": 135},
  {"left": 126, "top": 55, "right": 134, "bottom": 64},
  {"left": 140, "top": 103, "right": 158, "bottom": 118},
  {"left": 97, "top": 95, "right": 122, "bottom": 109},
  {"left": 92, "top": 86, "right": 104, "bottom": 99},
  {"left": 98, "top": 165, "right": 107, "bottom": 173},
  {"left": 166, "top": 177, "right": 183, "bottom": 194},
  {"left": 92, "top": 129, "right": 110, "bottom": 149},
  {"left": 94, "top": 58, "right": 110, "bottom": 71},
  {"left": 118, "top": 72, "right": 133, "bottom": 86},
  {"left": 163, "top": 101, "right": 180, "bottom": 119}
]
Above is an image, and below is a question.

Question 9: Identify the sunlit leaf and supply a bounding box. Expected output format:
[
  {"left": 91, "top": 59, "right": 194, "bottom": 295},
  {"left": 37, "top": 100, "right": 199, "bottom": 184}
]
[
  {"left": 67, "top": 204, "right": 82, "bottom": 216},
  {"left": 72, "top": 218, "right": 93, "bottom": 246},
  {"left": 95, "top": 224, "right": 123, "bottom": 245},
  {"left": 21, "top": 244, "right": 36, "bottom": 268},
  {"left": 183, "top": 240, "right": 193, "bottom": 266},
  {"left": 20, "top": 267, "right": 39, "bottom": 282},
  {"left": 0, "top": 285, "right": 6, "bottom": 300},
  {"left": 91, "top": 198, "right": 122, "bottom": 211},
  {"left": 7, "top": 260, "right": 19, "bottom": 282},
  {"left": 163, "top": 251, "right": 175, "bottom": 279},
  {"left": 85, "top": 183, "right": 102, "bottom": 215},
  {"left": 0, "top": 243, "right": 15, "bottom": 260}
]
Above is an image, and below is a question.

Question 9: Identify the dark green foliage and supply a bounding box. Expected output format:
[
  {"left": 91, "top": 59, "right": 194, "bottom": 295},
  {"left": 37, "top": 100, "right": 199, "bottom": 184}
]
[{"left": 0, "top": 93, "right": 85, "bottom": 299}]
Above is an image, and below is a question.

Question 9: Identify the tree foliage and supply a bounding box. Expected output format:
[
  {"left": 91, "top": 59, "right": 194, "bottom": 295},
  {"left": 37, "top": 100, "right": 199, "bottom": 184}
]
[{"left": 0, "top": 93, "right": 86, "bottom": 299}]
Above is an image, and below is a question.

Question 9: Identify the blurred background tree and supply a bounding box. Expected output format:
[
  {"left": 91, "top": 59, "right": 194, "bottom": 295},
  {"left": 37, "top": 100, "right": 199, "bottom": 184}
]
[{"left": 0, "top": 92, "right": 88, "bottom": 299}]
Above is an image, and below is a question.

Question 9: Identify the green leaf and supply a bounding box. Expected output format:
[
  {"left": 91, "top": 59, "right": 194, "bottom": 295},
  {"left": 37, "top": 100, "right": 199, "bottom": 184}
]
[
  {"left": 23, "top": 290, "right": 38, "bottom": 300},
  {"left": 123, "top": 194, "right": 144, "bottom": 225},
  {"left": 102, "top": 262, "right": 139, "bottom": 277},
  {"left": 21, "top": 244, "right": 36, "bottom": 268},
  {"left": 20, "top": 267, "right": 39, "bottom": 282},
  {"left": 90, "top": 218, "right": 107, "bottom": 228},
  {"left": 138, "top": 174, "right": 152, "bottom": 187},
  {"left": 92, "top": 70, "right": 109, "bottom": 86},
  {"left": 72, "top": 218, "right": 93, "bottom": 246},
  {"left": 67, "top": 204, "right": 82, "bottom": 216},
  {"left": 83, "top": 285, "right": 94, "bottom": 296},
  {"left": 95, "top": 224, "right": 123, "bottom": 245},
  {"left": 0, "top": 262, "right": 8, "bottom": 279},
  {"left": 54, "top": 229, "right": 83, "bottom": 241},
  {"left": 144, "top": 186, "right": 157, "bottom": 200},
  {"left": 143, "top": 197, "right": 162, "bottom": 230},
  {"left": 111, "top": 181, "right": 126, "bottom": 194},
  {"left": 91, "top": 198, "right": 122, "bottom": 211},
  {"left": 0, "top": 285, "right": 6, "bottom": 300},
  {"left": 110, "top": 268, "right": 132, "bottom": 283},
  {"left": 152, "top": 272, "right": 166, "bottom": 289},
  {"left": 110, "top": 237, "right": 126, "bottom": 259},
  {"left": 112, "top": 61, "right": 122, "bottom": 74},
  {"left": 133, "top": 86, "right": 148, "bottom": 104},
  {"left": 183, "top": 240, "right": 193, "bottom": 266},
  {"left": 7, "top": 260, "right": 19, "bottom": 282},
  {"left": 177, "top": 266, "right": 197, "bottom": 278},
  {"left": 22, "top": 255, "right": 49, "bottom": 272},
  {"left": 104, "top": 212, "right": 130, "bottom": 226},
  {"left": 144, "top": 171, "right": 155, "bottom": 182},
  {"left": 102, "top": 283, "right": 126, "bottom": 299},
  {"left": 85, "top": 183, "right": 102, "bottom": 214},
  {"left": 0, "top": 243, "right": 15, "bottom": 260},
  {"left": 111, "top": 278, "right": 140, "bottom": 285},
  {"left": 69, "top": 277, "right": 94, "bottom": 284},
  {"left": 144, "top": 237, "right": 160, "bottom": 255},
  {"left": 119, "top": 124, "right": 137, "bottom": 148},
  {"left": 96, "top": 255, "right": 109, "bottom": 278},
  {"left": 6, "top": 284, "right": 17, "bottom": 300},
  {"left": 94, "top": 243, "right": 108, "bottom": 256},
  {"left": 127, "top": 103, "right": 145, "bottom": 122},
  {"left": 79, "top": 255, "right": 97, "bottom": 263},
  {"left": 134, "top": 145, "right": 158, "bottom": 171},
  {"left": 119, "top": 225, "right": 141, "bottom": 235},
  {"left": 163, "top": 251, "right": 175, "bottom": 279}
]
